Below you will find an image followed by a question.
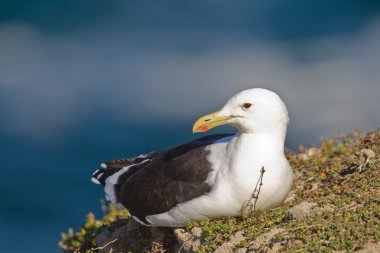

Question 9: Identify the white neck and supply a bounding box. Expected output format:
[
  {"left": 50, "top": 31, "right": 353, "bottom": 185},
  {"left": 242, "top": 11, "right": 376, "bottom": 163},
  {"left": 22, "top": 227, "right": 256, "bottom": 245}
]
[
  {"left": 227, "top": 130, "right": 287, "bottom": 174},
  {"left": 238, "top": 131, "right": 284, "bottom": 152}
]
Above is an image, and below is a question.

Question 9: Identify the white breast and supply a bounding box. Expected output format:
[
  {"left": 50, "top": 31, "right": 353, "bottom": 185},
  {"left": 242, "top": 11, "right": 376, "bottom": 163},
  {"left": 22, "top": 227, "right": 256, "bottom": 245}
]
[
  {"left": 145, "top": 133, "right": 293, "bottom": 227},
  {"left": 208, "top": 134, "right": 293, "bottom": 213}
]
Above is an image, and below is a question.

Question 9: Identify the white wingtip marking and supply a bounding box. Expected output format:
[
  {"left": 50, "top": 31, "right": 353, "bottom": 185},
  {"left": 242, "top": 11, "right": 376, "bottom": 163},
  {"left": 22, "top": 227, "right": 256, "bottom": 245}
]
[
  {"left": 97, "top": 172, "right": 104, "bottom": 180},
  {"left": 101, "top": 163, "right": 107, "bottom": 169},
  {"left": 91, "top": 177, "right": 101, "bottom": 184},
  {"left": 92, "top": 169, "right": 99, "bottom": 176}
]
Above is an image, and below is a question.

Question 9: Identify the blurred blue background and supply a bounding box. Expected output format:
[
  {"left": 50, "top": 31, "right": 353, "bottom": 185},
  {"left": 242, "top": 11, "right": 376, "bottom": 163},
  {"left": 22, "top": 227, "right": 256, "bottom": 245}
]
[{"left": 0, "top": 1, "right": 380, "bottom": 252}]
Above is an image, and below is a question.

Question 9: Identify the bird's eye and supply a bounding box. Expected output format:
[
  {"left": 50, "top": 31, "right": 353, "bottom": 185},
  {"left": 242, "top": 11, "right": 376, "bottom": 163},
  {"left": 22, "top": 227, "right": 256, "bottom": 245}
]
[{"left": 242, "top": 103, "right": 252, "bottom": 110}]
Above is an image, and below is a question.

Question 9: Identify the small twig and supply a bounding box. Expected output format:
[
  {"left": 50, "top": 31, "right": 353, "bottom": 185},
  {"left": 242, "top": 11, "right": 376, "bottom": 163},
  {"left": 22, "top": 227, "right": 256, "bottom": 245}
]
[
  {"left": 91, "top": 238, "right": 118, "bottom": 250},
  {"left": 177, "top": 241, "right": 187, "bottom": 253},
  {"left": 177, "top": 236, "right": 194, "bottom": 253},
  {"left": 358, "top": 149, "right": 376, "bottom": 173},
  {"left": 358, "top": 157, "right": 370, "bottom": 172},
  {"left": 240, "top": 166, "right": 266, "bottom": 214},
  {"left": 253, "top": 166, "right": 265, "bottom": 211}
]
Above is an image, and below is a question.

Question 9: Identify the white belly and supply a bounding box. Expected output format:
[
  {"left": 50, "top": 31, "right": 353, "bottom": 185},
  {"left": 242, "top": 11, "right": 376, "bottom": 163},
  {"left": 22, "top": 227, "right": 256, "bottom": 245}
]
[
  {"left": 144, "top": 134, "right": 293, "bottom": 227},
  {"left": 145, "top": 162, "right": 293, "bottom": 227}
]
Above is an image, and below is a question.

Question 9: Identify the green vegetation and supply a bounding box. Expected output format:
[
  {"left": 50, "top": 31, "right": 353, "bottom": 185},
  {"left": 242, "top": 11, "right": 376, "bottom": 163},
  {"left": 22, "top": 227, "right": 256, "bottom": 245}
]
[
  {"left": 60, "top": 129, "right": 380, "bottom": 252},
  {"left": 60, "top": 205, "right": 129, "bottom": 252}
]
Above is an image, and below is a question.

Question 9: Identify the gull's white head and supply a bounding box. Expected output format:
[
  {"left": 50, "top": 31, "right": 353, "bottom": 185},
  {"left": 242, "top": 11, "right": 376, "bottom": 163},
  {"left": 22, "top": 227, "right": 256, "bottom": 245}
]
[{"left": 193, "top": 88, "right": 289, "bottom": 135}]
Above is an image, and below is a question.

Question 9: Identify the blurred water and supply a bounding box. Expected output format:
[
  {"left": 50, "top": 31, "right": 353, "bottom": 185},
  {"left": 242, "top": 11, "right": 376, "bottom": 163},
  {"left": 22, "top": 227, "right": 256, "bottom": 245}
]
[{"left": 0, "top": 118, "right": 199, "bottom": 252}]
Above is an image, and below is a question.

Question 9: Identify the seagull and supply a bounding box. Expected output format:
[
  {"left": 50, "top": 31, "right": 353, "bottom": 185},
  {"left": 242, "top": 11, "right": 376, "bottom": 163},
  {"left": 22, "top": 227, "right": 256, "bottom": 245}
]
[{"left": 91, "top": 88, "right": 293, "bottom": 227}]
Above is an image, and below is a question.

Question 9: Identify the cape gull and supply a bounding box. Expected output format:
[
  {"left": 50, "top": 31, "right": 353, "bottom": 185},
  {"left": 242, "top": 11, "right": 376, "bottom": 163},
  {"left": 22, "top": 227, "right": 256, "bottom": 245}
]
[{"left": 91, "top": 88, "right": 293, "bottom": 227}]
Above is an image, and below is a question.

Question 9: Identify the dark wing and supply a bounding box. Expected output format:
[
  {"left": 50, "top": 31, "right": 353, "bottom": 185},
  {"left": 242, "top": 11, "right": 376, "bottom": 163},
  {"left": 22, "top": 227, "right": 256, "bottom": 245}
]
[{"left": 119, "top": 134, "right": 234, "bottom": 222}]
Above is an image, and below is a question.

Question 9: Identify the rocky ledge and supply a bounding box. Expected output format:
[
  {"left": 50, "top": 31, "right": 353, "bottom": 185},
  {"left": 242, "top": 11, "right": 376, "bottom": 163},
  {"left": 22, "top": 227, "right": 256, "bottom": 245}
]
[{"left": 60, "top": 129, "right": 380, "bottom": 252}]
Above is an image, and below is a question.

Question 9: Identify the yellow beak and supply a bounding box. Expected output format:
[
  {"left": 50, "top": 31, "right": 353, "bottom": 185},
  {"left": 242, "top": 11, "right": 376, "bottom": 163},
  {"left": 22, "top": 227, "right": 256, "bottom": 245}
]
[{"left": 192, "top": 110, "right": 233, "bottom": 133}]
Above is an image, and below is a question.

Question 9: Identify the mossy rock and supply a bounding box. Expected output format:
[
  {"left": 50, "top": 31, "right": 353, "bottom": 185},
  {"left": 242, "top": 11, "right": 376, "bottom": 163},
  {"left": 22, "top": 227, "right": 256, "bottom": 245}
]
[{"left": 60, "top": 129, "right": 380, "bottom": 252}]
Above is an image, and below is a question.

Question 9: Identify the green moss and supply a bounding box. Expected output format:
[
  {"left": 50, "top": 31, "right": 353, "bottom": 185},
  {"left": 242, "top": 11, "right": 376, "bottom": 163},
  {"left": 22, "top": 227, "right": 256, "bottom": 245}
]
[
  {"left": 60, "top": 205, "right": 129, "bottom": 252},
  {"left": 187, "top": 129, "right": 380, "bottom": 252},
  {"left": 60, "top": 129, "right": 380, "bottom": 252}
]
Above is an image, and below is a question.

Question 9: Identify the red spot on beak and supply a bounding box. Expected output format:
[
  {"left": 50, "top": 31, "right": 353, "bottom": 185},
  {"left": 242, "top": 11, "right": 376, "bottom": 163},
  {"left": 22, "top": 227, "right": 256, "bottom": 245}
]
[{"left": 199, "top": 125, "right": 208, "bottom": 132}]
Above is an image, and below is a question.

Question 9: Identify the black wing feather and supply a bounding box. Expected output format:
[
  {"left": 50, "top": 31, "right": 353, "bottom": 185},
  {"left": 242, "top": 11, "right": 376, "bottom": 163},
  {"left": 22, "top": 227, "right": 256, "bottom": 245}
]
[{"left": 119, "top": 134, "right": 234, "bottom": 222}]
